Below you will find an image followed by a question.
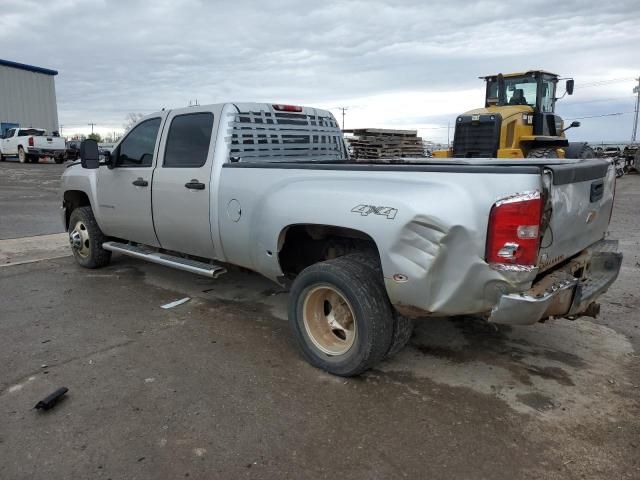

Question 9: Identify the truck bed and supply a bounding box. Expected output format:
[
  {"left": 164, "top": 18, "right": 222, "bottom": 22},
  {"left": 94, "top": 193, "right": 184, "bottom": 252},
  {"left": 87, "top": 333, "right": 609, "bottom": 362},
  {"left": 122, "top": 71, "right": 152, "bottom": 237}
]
[{"left": 220, "top": 156, "right": 615, "bottom": 317}]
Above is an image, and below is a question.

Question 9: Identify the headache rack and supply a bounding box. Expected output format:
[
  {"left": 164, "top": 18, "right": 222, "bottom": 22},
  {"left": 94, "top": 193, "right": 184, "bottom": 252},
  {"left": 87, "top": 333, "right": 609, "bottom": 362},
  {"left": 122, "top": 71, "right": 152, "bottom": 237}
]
[{"left": 227, "top": 108, "right": 347, "bottom": 162}]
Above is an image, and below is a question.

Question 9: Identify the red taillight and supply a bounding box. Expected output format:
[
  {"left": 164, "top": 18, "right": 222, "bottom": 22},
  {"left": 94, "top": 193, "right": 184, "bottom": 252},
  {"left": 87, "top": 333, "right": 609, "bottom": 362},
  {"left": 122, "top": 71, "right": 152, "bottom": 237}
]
[
  {"left": 273, "top": 104, "right": 303, "bottom": 112},
  {"left": 486, "top": 191, "right": 543, "bottom": 266},
  {"left": 28, "top": 137, "right": 34, "bottom": 147}
]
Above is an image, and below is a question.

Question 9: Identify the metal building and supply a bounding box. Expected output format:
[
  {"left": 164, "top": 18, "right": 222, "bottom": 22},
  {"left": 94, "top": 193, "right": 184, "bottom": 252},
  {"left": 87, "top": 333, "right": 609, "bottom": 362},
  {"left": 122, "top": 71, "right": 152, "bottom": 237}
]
[{"left": 0, "top": 59, "right": 59, "bottom": 136}]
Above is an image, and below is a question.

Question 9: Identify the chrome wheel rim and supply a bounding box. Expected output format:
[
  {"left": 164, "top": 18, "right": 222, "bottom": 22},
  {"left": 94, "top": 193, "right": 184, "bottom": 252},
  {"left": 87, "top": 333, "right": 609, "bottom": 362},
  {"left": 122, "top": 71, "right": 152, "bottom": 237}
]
[
  {"left": 18, "top": 149, "right": 26, "bottom": 163},
  {"left": 69, "top": 220, "right": 90, "bottom": 258},
  {"left": 302, "top": 285, "right": 356, "bottom": 356}
]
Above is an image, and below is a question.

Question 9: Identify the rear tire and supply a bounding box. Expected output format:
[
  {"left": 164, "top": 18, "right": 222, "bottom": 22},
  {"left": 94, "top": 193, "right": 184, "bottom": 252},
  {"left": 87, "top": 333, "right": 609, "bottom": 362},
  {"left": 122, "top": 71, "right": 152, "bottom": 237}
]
[
  {"left": 54, "top": 156, "right": 64, "bottom": 164},
  {"left": 29, "top": 156, "right": 39, "bottom": 164},
  {"left": 289, "top": 256, "right": 394, "bottom": 376},
  {"left": 386, "top": 312, "right": 414, "bottom": 358},
  {"left": 344, "top": 252, "right": 414, "bottom": 358},
  {"left": 526, "top": 147, "right": 559, "bottom": 158},
  {"left": 564, "top": 142, "right": 595, "bottom": 159},
  {"left": 18, "top": 147, "right": 27, "bottom": 163},
  {"left": 0, "top": 152, "right": 4, "bottom": 161},
  {"left": 68, "top": 206, "right": 111, "bottom": 269}
]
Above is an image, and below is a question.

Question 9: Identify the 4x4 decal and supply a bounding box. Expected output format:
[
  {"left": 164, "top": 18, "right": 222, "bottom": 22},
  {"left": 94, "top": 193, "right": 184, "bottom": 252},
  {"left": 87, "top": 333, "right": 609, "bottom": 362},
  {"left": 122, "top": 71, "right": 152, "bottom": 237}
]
[{"left": 351, "top": 204, "right": 398, "bottom": 219}]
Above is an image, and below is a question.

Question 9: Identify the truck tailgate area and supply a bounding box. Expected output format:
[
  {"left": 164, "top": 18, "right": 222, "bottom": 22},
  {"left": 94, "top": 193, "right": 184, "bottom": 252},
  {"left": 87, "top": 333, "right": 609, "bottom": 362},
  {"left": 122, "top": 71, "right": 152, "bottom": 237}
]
[{"left": 538, "top": 159, "right": 615, "bottom": 272}]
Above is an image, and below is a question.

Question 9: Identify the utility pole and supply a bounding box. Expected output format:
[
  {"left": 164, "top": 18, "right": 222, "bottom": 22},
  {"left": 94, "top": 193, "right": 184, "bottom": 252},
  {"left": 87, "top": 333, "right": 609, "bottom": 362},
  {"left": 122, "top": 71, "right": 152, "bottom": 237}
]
[
  {"left": 88, "top": 123, "right": 96, "bottom": 134},
  {"left": 337, "top": 107, "right": 348, "bottom": 130},
  {"left": 632, "top": 76, "right": 640, "bottom": 142},
  {"left": 447, "top": 121, "right": 451, "bottom": 147}
]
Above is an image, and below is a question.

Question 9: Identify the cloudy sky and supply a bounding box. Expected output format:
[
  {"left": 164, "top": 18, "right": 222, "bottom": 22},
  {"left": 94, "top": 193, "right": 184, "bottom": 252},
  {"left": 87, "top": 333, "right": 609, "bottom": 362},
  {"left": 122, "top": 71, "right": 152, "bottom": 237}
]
[{"left": 2, "top": 0, "right": 639, "bottom": 143}]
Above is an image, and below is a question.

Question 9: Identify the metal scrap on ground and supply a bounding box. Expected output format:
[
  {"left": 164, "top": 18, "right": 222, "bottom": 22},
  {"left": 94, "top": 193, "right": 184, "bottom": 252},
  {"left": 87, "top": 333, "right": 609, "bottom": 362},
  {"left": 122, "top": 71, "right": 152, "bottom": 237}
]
[{"left": 160, "top": 297, "right": 191, "bottom": 309}]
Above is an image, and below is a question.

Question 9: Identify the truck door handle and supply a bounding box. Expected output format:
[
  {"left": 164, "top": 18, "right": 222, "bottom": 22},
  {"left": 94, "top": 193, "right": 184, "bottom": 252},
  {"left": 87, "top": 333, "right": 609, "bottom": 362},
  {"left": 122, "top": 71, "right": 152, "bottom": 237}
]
[
  {"left": 185, "top": 180, "right": 205, "bottom": 190},
  {"left": 132, "top": 178, "right": 148, "bottom": 187}
]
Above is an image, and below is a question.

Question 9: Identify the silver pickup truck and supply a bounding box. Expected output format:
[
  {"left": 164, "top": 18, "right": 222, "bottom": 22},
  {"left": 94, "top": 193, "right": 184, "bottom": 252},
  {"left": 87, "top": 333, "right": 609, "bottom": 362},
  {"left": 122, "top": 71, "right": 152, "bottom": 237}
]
[{"left": 60, "top": 102, "right": 622, "bottom": 376}]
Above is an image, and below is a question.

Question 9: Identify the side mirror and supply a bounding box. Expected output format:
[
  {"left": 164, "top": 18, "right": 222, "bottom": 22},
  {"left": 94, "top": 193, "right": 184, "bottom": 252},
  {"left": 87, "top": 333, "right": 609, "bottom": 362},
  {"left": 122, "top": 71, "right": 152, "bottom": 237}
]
[
  {"left": 570, "top": 121, "right": 580, "bottom": 128},
  {"left": 80, "top": 139, "right": 100, "bottom": 169},
  {"left": 107, "top": 147, "right": 118, "bottom": 169},
  {"left": 566, "top": 79, "right": 574, "bottom": 96}
]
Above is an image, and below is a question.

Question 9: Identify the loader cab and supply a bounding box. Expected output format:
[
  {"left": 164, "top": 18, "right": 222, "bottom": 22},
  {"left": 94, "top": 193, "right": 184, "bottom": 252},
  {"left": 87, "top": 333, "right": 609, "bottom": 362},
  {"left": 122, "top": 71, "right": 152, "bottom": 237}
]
[
  {"left": 483, "top": 71, "right": 575, "bottom": 138},
  {"left": 484, "top": 71, "right": 560, "bottom": 114}
]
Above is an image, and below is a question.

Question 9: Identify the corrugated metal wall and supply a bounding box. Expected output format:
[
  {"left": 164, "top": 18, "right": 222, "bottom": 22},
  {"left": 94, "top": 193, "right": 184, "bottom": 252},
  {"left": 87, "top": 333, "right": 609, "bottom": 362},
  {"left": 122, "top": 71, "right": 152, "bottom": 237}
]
[{"left": 0, "top": 66, "right": 59, "bottom": 133}]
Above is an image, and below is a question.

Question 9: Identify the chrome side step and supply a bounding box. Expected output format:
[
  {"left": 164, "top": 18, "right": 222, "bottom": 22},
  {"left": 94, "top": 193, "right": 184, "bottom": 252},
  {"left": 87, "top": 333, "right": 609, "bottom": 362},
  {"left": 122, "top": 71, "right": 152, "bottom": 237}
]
[{"left": 102, "top": 241, "right": 226, "bottom": 278}]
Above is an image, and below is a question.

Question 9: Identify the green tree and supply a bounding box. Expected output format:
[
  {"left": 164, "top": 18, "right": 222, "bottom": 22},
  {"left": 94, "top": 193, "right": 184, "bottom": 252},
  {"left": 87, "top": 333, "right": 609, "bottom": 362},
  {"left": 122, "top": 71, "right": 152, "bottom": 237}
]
[{"left": 87, "top": 132, "right": 102, "bottom": 142}]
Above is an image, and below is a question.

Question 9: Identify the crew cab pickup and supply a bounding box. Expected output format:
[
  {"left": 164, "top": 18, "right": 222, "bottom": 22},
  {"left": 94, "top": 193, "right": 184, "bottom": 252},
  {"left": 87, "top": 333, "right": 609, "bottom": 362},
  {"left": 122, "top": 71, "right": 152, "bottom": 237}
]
[
  {"left": 60, "top": 102, "right": 622, "bottom": 376},
  {"left": 0, "top": 127, "right": 66, "bottom": 163}
]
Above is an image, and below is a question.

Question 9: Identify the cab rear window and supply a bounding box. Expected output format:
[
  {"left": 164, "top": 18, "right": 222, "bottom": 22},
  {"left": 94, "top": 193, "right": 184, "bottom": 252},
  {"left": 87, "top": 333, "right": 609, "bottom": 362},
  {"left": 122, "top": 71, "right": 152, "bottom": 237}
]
[{"left": 18, "top": 129, "right": 45, "bottom": 136}]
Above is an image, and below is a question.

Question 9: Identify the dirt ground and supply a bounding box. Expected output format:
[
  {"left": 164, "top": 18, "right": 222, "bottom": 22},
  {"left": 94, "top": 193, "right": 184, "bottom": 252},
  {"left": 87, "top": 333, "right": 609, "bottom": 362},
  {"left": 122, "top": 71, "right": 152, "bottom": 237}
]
[{"left": 0, "top": 160, "right": 638, "bottom": 479}]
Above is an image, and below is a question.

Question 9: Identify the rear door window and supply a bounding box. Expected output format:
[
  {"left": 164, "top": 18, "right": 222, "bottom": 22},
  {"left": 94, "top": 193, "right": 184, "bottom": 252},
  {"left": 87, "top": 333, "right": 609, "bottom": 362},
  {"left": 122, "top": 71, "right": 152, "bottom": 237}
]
[{"left": 163, "top": 112, "right": 214, "bottom": 168}]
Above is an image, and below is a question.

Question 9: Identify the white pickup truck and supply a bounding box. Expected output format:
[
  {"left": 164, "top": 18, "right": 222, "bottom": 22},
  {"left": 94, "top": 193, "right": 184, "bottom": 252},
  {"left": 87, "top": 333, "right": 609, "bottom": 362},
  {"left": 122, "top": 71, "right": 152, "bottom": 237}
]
[
  {"left": 60, "top": 102, "right": 622, "bottom": 376},
  {"left": 0, "top": 127, "right": 66, "bottom": 164}
]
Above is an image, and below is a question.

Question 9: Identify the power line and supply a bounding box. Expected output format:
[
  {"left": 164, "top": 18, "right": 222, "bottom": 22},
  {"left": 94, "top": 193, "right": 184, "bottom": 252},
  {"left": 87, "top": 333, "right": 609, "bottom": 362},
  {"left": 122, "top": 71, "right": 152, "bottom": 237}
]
[
  {"left": 561, "top": 95, "right": 636, "bottom": 107},
  {"left": 565, "top": 111, "right": 635, "bottom": 120},
  {"left": 420, "top": 125, "right": 451, "bottom": 130},
  {"left": 575, "top": 77, "right": 636, "bottom": 89}
]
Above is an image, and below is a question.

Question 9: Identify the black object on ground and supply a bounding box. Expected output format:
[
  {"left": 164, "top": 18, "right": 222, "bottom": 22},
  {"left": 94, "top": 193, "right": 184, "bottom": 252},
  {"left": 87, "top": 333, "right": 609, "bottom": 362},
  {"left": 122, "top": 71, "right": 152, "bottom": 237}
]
[{"left": 34, "top": 387, "right": 69, "bottom": 411}]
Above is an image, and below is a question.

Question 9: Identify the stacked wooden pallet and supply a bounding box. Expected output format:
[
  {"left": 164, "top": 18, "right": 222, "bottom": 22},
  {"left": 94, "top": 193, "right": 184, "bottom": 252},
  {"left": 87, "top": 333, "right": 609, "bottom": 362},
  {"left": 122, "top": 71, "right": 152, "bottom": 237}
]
[{"left": 344, "top": 128, "right": 425, "bottom": 160}]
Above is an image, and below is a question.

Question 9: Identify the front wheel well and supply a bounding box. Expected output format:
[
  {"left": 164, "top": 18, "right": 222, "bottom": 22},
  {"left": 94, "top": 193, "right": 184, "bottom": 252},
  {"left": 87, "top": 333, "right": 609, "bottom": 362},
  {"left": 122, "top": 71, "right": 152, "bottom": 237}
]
[
  {"left": 63, "top": 190, "right": 91, "bottom": 229},
  {"left": 278, "top": 224, "right": 381, "bottom": 277}
]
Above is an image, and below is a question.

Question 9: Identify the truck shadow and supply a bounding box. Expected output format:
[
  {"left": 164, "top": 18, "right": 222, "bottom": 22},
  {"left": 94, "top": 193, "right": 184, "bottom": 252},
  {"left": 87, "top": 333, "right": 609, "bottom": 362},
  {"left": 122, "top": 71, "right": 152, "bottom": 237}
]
[
  {"left": 109, "top": 255, "right": 635, "bottom": 419},
  {"left": 379, "top": 314, "right": 634, "bottom": 417}
]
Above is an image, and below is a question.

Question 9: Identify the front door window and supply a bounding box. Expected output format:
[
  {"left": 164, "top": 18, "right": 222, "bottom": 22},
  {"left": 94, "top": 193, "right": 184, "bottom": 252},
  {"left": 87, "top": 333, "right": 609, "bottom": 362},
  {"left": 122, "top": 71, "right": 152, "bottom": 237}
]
[{"left": 117, "top": 118, "right": 161, "bottom": 167}]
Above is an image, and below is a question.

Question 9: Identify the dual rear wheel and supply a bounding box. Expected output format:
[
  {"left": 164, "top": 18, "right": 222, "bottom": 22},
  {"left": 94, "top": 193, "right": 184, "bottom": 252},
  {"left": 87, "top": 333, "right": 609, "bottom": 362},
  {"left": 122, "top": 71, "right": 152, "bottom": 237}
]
[
  {"left": 17, "top": 147, "right": 40, "bottom": 163},
  {"left": 289, "top": 255, "right": 413, "bottom": 376}
]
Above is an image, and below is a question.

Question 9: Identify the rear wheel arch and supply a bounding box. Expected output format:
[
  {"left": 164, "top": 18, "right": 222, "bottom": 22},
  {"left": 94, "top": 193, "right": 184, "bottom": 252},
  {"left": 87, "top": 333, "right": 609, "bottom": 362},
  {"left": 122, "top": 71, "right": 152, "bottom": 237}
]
[{"left": 277, "top": 224, "right": 382, "bottom": 278}]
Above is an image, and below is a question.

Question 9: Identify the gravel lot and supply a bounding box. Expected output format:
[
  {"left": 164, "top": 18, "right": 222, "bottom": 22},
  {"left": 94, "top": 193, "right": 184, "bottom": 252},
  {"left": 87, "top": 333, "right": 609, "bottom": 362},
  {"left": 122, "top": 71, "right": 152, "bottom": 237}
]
[{"left": 0, "top": 161, "right": 638, "bottom": 479}]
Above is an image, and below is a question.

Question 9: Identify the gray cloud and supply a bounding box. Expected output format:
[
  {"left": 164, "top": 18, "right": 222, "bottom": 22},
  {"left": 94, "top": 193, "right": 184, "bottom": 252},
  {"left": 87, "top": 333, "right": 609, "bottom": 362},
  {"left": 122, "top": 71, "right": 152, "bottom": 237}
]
[{"left": 1, "top": 0, "right": 638, "bottom": 141}]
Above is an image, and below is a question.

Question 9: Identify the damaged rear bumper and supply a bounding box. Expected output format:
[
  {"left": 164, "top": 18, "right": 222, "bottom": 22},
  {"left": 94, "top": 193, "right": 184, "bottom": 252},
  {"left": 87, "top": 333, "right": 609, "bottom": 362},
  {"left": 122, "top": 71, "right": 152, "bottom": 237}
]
[{"left": 488, "top": 240, "right": 622, "bottom": 325}]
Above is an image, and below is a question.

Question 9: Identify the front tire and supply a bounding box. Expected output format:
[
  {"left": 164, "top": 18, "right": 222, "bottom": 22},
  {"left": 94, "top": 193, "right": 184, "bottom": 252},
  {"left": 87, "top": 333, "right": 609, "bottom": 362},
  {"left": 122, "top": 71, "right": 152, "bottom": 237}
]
[
  {"left": 526, "top": 147, "right": 559, "bottom": 158},
  {"left": 68, "top": 206, "right": 111, "bottom": 268},
  {"left": 289, "top": 257, "right": 394, "bottom": 376},
  {"left": 564, "top": 142, "right": 595, "bottom": 159}
]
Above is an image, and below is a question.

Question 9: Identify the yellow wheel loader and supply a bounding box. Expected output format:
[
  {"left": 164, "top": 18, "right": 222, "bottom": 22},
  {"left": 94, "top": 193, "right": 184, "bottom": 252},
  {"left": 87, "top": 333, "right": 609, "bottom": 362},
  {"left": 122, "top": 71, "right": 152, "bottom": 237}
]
[{"left": 434, "top": 70, "right": 593, "bottom": 159}]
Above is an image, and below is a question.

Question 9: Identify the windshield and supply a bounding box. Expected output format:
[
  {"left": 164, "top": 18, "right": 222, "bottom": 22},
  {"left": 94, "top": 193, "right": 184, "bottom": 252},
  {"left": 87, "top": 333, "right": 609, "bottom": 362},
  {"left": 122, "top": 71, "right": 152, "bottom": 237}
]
[
  {"left": 505, "top": 77, "right": 537, "bottom": 106},
  {"left": 487, "top": 75, "right": 537, "bottom": 107}
]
